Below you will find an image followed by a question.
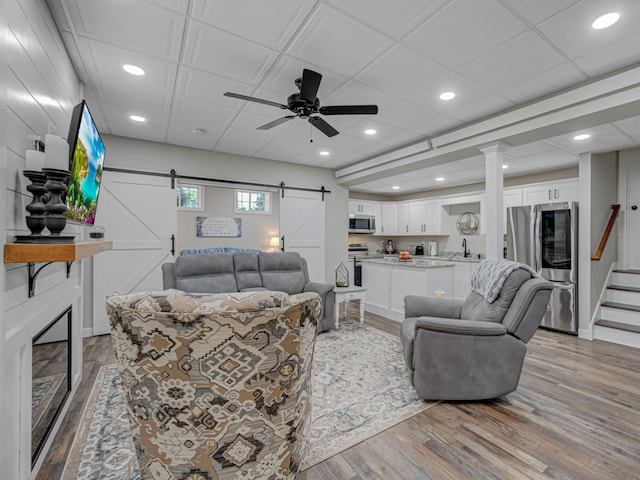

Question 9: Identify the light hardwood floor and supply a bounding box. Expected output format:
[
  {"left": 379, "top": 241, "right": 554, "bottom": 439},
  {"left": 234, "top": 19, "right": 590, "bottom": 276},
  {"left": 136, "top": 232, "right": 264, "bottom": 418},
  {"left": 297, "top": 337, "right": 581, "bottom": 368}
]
[{"left": 37, "top": 302, "right": 640, "bottom": 479}]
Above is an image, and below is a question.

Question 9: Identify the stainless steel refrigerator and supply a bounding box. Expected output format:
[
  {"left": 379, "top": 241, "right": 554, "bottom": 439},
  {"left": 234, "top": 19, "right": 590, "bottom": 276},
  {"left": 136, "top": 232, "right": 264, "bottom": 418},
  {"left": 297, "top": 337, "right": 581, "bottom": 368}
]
[{"left": 506, "top": 201, "right": 578, "bottom": 334}]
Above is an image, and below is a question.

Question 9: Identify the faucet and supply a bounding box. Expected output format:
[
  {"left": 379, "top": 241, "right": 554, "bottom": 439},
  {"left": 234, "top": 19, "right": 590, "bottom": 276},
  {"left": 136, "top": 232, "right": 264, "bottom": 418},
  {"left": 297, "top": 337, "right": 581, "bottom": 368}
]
[{"left": 462, "top": 238, "right": 469, "bottom": 257}]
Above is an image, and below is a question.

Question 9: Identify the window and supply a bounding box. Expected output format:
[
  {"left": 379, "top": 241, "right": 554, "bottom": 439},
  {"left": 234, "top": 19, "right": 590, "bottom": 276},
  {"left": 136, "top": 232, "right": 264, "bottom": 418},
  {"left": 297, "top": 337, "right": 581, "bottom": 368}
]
[
  {"left": 177, "top": 185, "right": 204, "bottom": 210},
  {"left": 235, "top": 189, "right": 271, "bottom": 214}
]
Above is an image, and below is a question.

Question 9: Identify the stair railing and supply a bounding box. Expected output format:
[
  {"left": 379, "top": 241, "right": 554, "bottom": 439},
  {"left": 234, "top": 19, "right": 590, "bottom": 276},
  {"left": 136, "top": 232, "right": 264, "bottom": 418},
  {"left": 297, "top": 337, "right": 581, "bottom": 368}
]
[{"left": 591, "top": 204, "right": 621, "bottom": 261}]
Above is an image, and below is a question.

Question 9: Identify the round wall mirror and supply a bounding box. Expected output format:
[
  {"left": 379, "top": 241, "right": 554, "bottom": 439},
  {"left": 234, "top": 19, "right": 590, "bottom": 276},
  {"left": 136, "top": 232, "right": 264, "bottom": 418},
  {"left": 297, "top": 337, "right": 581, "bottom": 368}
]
[{"left": 456, "top": 212, "right": 479, "bottom": 235}]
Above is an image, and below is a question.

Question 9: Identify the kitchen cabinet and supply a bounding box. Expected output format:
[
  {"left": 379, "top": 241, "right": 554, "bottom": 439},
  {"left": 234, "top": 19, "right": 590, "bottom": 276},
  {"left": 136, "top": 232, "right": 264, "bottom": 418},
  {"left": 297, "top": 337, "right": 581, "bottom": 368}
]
[
  {"left": 349, "top": 200, "right": 376, "bottom": 215},
  {"left": 361, "top": 259, "right": 454, "bottom": 321},
  {"left": 522, "top": 179, "right": 578, "bottom": 205},
  {"left": 379, "top": 203, "right": 398, "bottom": 235},
  {"left": 394, "top": 200, "right": 444, "bottom": 235}
]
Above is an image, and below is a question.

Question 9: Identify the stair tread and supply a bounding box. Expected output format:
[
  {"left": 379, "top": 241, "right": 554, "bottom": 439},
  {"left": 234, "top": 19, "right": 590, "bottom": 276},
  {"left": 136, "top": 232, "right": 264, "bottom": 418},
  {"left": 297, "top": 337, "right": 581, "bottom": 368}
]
[
  {"left": 595, "top": 319, "right": 640, "bottom": 334},
  {"left": 601, "top": 301, "right": 640, "bottom": 312},
  {"left": 607, "top": 285, "right": 640, "bottom": 293},
  {"left": 613, "top": 269, "right": 640, "bottom": 274}
]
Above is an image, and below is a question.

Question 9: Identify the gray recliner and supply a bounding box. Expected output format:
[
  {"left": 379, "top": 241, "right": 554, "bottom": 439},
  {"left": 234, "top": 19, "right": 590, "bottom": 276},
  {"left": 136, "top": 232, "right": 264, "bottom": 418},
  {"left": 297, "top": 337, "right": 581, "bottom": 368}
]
[
  {"left": 401, "top": 262, "right": 552, "bottom": 400},
  {"left": 161, "top": 251, "right": 335, "bottom": 332}
]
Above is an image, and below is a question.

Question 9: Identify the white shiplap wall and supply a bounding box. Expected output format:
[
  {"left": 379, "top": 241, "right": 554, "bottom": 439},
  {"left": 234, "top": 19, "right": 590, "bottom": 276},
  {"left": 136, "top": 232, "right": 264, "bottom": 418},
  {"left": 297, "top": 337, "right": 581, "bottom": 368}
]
[{"left": 2, "top": 1, "right": 84, "bottom": 478}]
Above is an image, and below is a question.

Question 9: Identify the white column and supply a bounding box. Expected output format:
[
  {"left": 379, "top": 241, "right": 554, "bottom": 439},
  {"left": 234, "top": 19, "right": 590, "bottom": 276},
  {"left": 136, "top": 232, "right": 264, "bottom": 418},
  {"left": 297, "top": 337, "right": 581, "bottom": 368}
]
[{"left": 480, "top": 142, "right": 508, "bottom": 259}]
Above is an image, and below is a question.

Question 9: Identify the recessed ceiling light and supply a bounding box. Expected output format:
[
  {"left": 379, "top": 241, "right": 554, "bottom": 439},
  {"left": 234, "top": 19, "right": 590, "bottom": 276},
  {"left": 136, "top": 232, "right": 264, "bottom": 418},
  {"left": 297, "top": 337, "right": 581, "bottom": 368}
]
[
  {"left": 436, "top": 177, "right": 445, "bottom": 182},
  {"left": 192, "top": 128, "right": 207, "bottom": 135},
  {"left": 574, "top": 133, "right": 591, "bottom": 140},
  {"left": 502, "top": 164, "right": 509, "bottom": 169},
  {"left": 439, "top": 91, "right": 455, "bottom": 101},
  {"left": 129, "top": 115, "right": 146, "bottom": 122},
  {"left": 123, "top": 64, "right": 145, "bottom": 76},
  {"left": 319, "top": 150, "right": 330, "bottom": 156},
  {"left": 592, "top": 12, "right": 620, "bottom": 30},
  {"left": 364, "top": 129, "right": 377, "bottom": 135},
  {"left": 392, "top": 185, "right": 400, "bottom": 190}
]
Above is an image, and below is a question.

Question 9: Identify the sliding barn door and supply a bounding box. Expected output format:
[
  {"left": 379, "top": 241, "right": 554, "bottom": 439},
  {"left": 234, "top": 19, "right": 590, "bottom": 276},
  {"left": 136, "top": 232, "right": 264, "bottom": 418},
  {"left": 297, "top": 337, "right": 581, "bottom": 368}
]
[
  {"left": 92, "top": 171, "right": 176, "bottom": 335},
  {"left": 280, "top": 190, "right": 325, "bottom": 282}
]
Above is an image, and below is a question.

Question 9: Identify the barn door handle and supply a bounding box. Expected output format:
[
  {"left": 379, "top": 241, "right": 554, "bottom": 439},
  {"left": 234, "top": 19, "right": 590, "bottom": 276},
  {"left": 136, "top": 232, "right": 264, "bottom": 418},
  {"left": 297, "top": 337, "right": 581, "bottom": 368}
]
[
  {"left": 280, "top": 235, "right": 285, "bottom": 252},
  {"left": 171, "top": 234, "right": 175, "bottom": 256}
]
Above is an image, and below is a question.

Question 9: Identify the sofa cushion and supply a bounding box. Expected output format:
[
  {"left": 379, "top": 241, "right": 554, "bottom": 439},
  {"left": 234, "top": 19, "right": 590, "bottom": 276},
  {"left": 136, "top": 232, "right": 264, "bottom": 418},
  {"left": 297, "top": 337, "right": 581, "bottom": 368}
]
[
  {"left": 233, "top": 252, "right": 264, "bottom": 291},
  {"left": 258, "top": 252, "right": 307, "bottom": 294},
  {"left": 460, "top": 269, "right": 532, "bottom": 323},
  {"left": 174, "top": 253, "right": 238, "bottom": 293}
]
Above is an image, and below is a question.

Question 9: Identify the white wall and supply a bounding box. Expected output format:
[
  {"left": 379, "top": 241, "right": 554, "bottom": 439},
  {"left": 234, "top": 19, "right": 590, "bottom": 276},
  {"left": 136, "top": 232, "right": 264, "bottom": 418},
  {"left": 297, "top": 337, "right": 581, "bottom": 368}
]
[
  {"left": 101, "top": 135, "right": 350, "bottom": 282},
  {"left": 2, "top": 0, "right": 84, "bottom": 478},
  {"left": 176, "top": 184, "right": 281, "bottom": 254}
]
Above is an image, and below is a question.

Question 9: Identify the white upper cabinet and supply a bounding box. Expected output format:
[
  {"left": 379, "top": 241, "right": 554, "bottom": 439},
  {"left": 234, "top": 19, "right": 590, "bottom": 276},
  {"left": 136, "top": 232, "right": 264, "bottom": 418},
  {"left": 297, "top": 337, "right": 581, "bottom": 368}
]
[
  {"left": 424, "top": 200, "right": 444, "bottom": 234},
  {"left": 394, "top": 200, "right": 444, "bottom": 235},
  {"left": 521, "top": 179, "right": 578, "bottom": 205},
  {"left": 379, "top": 203, "right": 398, "bottom": 235},
  {"left": 349, "top": 200, "right": 376, "bottom": 215}
]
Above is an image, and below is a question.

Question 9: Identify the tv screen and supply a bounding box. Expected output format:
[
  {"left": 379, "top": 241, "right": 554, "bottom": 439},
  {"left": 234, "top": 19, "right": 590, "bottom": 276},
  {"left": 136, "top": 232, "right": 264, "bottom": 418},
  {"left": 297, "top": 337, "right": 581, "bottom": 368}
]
[{"left": 65, "top": 100, "right": 106, "bottom": 225}]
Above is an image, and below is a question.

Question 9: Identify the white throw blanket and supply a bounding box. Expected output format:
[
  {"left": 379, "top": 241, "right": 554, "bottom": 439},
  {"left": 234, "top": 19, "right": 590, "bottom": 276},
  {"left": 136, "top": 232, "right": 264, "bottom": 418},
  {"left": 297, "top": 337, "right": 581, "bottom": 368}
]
[{"left": 471, "top": 258, "right": 539, "bottom": 303}]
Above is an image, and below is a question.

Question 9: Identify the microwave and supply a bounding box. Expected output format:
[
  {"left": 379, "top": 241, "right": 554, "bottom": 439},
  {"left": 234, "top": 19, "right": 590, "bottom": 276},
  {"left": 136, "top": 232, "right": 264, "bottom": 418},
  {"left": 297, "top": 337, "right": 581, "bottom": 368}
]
[{"left": 349, "top": 215, "right": 376, "bottom": 233}]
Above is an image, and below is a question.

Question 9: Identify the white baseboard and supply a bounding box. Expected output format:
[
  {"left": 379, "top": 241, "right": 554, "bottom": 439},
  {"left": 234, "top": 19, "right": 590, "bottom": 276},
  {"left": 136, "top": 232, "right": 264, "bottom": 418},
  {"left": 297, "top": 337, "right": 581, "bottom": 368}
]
[
  {"left": 83, "top": 327, "right": 94, "bottom": 338},
  {"left": 578, "top": 327, "right": 593, "bottom": 340}
]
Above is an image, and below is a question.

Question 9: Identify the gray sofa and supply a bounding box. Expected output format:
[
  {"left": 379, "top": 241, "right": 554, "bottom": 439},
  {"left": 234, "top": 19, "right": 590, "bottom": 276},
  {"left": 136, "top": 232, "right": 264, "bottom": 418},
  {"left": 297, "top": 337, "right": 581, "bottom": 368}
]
[
  {"left": 162, "top": 251, "right": 335, "bottom": 332},
  {"left": 402, "top": 265, "right": 552, "bottom": 400}
]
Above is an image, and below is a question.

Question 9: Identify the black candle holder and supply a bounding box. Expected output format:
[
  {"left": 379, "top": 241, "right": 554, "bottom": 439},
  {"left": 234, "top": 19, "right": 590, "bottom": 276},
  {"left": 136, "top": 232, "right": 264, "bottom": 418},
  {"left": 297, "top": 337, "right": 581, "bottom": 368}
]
[
  {"left": 41, "top": 168, "right": 70, "bottom": 235},
  {"left": 22, "top": 170, "right": 48, "bottom": 237}
]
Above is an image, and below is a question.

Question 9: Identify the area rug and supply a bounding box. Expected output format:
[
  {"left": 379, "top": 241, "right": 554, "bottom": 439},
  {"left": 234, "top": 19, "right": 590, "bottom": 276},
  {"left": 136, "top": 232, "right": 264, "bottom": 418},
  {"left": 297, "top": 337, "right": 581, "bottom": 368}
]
[{"left": 63, "top": 320, "right": 436, "bottom": 479}]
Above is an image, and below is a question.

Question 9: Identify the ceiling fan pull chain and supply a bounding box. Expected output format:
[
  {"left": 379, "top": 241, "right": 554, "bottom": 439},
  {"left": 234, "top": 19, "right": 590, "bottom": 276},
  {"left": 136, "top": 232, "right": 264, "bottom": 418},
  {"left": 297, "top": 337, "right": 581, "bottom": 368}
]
[{"left": 310, "top": 124, "right": 313, "bottom": 143}]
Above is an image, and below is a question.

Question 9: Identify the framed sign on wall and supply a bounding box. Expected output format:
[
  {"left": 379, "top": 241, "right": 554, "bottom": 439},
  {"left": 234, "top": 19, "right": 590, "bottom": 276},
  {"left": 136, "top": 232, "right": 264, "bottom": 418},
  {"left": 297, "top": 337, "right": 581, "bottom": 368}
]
[{"left": 196, "top": 216, "right": 242, "bottom": 237}]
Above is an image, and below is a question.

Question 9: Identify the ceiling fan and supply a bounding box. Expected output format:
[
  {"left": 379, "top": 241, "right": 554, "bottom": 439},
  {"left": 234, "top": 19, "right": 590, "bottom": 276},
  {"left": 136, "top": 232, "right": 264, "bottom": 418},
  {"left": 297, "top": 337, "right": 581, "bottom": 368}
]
[{"left": 224, "top": 68, "right": 378, "bottom": 138}]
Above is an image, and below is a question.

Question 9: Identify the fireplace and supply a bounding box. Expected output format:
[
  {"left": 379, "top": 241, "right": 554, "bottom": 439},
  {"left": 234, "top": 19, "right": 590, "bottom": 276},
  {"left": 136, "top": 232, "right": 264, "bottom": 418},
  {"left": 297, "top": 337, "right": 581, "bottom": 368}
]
[{"left": 31, "top": 306, "right": 72, "bottom": 466}]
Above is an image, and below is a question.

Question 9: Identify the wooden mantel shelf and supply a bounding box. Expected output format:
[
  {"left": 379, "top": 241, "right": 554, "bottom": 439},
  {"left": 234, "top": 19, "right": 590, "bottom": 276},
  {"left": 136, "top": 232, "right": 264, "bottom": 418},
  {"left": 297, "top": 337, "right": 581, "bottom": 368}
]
[{"left": 4, "top": 240, "right": 112, "bottom": 263}]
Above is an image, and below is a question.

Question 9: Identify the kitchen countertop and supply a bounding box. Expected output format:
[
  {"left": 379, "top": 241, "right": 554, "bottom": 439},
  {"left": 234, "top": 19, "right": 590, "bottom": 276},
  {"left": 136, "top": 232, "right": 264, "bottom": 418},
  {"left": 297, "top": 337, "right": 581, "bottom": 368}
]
[{"left": 359, "top": 257, "right": 455, "bottom": 269}]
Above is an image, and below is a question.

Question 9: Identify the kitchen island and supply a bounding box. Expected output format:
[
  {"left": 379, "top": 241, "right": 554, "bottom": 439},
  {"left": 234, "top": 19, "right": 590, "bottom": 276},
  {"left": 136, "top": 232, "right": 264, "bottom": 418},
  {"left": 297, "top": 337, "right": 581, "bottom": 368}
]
[{"left": 360, "top": 257, "right": 454, "bottom": 322}]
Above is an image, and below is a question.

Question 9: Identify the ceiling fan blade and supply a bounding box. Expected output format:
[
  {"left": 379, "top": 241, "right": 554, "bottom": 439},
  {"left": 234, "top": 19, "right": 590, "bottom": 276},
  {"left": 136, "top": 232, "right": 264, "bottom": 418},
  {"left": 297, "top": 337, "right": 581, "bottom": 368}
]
[
  {"left": 319, "top": 105, "right": 379, "bottom": 115},
  {"left": 257, "top": 116, "right": 296, "bottom": 130},
  {"left": 309, "top": 116, "right": 339, "bottom": 137},
  {"left": 224, "top": 92, "right": 288, "bottom": 110},
  {"left": 299, "top": 69, "right": 322, "bottom": 104}
]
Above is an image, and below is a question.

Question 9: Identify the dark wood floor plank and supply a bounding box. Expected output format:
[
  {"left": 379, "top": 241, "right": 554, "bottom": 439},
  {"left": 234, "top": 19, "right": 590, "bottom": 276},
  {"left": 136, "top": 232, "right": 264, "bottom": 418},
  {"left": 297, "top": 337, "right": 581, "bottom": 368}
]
[{"left": 35, "top": 301, "right": 640, "bottom": 480}]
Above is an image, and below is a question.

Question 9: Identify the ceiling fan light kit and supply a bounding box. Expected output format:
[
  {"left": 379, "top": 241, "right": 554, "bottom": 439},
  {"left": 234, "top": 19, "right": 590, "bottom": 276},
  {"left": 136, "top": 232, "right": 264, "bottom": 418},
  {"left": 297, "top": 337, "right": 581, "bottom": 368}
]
[{"left": 224, "top": 69, "right": 378, "bottom": 138}]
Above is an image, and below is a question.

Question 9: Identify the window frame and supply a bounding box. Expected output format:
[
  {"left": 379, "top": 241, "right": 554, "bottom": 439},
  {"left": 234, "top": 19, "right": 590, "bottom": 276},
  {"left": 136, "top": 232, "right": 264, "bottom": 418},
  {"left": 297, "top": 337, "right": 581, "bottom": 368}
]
[
  {"left": 176, "top": 184, "right": 205, "bottom": 211},
  {"left": 234, "top": 188, "right": 272, "bottom": 215}
]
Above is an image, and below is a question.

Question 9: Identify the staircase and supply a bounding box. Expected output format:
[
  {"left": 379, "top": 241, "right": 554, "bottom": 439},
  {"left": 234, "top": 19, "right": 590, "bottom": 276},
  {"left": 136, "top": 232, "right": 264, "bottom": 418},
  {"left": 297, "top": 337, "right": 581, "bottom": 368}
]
[{"left": 594, "top": 270, "right": 640, "bottom": 348}]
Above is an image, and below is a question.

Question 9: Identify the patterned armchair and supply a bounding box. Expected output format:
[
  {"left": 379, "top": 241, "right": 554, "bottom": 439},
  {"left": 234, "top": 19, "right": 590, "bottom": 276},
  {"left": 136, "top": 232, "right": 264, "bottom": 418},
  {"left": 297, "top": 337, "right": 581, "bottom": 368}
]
[{"left": 105, "top": 289, "right": 321, "bottom": 479}]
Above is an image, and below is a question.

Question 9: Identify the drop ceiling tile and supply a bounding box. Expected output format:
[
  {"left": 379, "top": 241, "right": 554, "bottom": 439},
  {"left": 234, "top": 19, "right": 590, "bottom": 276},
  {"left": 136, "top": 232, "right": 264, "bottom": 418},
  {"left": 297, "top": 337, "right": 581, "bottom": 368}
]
[
  {"left": 229, "top": 110, "right": 281, "bottom": 132},
  {"left": 255, "top": 136, "right": 316, "bottom": 162},
  {"left": 459, "top": 31, "right": 567, "bottom": 92},
  {"left": 101, "top": 103, "right": 169, "bottom": 144},
  {"left": 355, "top": 45, "right": 449, "bottom": 99},
  {"left": 505, "top": 0, "right": 581, "bottom": 25},
  {"left": 168, "top": 96, "right": 237, "bottom": 142},
  {"left": 287, "top": 4, "right": 395, "bottom": 77},
  {"left": 613, "top": 115, "right": 640, "bottom": 141},
  {"left": 506, "top": 141, "right": 562, "bottom": 158},
  {"left": 178, "top": 67, "right": 253, "bottom": 106},
  {"left": 500, "top": 63, "right": 587, "bottom": 104},
  {"left": 65, "top": 0, "right": 185, "bottom": 59},
  {"left": 183, "top": 22, "right": 279, "bottom": 83},
  {"left": 192, "top": 0, "right": 315, "bottom": 49},
  {"left": 537, "top": 0, "right": 640, "bottom": 59},
  {"left": 215, "top": 129, "right": 273, "bottom": 157},
  {"left": 545, "top": 123, "right": 636, "bottom": 154},
  {"left": 375, "top": 100, "right": 442, "bottom": 135},
  {"left": 325, "top": 0, "right": 449, "bottom": 39},
  {"left": 404, "top": 0, "right": 527, "bottom": 69},
  {"left": 573, "top": 30, "right": 640, "bottom": 77}
]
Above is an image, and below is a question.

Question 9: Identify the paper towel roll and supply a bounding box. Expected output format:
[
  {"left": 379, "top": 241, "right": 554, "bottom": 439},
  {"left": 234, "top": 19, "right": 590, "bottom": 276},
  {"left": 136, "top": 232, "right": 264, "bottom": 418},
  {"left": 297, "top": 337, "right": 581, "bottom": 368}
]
[
  {"left": 44, "top": 134, "right": 69, "bottom": 170},
  {"left": 25, "top": 150, "right": 45, "bottom": 171}
]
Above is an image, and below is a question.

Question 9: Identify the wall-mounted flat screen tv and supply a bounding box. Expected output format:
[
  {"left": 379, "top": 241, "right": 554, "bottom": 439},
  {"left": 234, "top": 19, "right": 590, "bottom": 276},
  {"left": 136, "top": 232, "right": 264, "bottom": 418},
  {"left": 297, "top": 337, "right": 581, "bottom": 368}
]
[{"left": 65, "top": 100, "right": 106, "bottom": 225}]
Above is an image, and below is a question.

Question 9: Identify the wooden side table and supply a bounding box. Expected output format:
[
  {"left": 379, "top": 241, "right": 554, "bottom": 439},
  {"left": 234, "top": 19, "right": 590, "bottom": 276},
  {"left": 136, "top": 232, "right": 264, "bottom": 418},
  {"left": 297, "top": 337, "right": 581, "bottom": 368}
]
[{"left": 333, "top": 286, "right": 368, "bottom": 328}]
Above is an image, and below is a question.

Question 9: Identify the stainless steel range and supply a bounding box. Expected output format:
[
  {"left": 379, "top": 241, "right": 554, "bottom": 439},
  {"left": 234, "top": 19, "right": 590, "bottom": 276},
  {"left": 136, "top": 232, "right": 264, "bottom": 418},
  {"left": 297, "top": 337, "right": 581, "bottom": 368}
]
[{"left": 348, "top": 243, "right": 369, "bottom": 286}]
